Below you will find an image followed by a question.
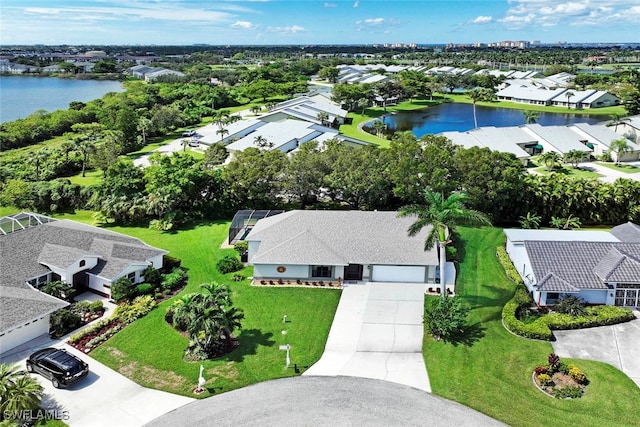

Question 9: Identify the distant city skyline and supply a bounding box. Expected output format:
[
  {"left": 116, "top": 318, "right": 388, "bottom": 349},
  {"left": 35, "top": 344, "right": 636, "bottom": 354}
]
[{"left": 1, "top": 1, "right": 639, "bottom": 46}]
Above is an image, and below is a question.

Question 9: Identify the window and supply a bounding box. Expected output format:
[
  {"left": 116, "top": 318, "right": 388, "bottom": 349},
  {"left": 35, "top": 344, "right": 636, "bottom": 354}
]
[
  {"left": 311, "top": 266, "right": 332, "bottom": 278},
  {"left": 79, "top": 260, "right": 86, "bottom": 267},
  {"left": 127, "top": 272, "right": 136, "bottom": 282}
]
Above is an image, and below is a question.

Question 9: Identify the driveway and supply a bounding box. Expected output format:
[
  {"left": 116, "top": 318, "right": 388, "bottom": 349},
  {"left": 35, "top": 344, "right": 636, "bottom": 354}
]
[
  {"left": 147, "top": 376, "right": 506, "bottom": 427},
  {"left": 304, "top": 282, "right": 430, "bottom": 392},
  {"left": 552, "top": 310, "right": 640, "bottom": 388}
]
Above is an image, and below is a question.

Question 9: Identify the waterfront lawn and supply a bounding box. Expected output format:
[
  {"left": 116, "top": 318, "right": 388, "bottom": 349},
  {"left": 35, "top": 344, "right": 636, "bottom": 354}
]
[
  {"left": 532, "top": 166, "right": 602, "bottom": 179},
  {"left": 596, "top": 161, "right": 640, "bottom": 173},
  {"left": 90, "top": 220, "right": 341, "bottom": 397},
  {"left": 443, "top": 93, "right": 626, "bottom": 116},
  {"left": 424, "top": 227, "right": 640, "bottom": 427}
]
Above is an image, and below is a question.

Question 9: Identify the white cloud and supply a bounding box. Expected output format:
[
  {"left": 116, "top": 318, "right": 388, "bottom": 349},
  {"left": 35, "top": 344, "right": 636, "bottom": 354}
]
[
  {"left": 267, "top": 25, "right": 305, "bottom": 34},
  {"left": 353, "top": 1, "right": 359, "bottom": 8},
  {"left": 324, "top": 2, "right": 337, "bottom": 8},
  {"left": 364, "top": 17, "right": 385, "bottom": 25},
  {"left": 471, "top": 16, "right": 493, "bottom": 24},
  {"left": 231, "top": 21, "right": 255, "bottom": 29}
]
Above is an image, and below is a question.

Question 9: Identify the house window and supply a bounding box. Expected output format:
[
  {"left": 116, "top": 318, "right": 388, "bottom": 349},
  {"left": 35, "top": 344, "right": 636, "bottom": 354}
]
[
  {"left": 546, "top": 292, "right": 560, "bottom": 304},
  {"left": 311, "top": 266, "right": 332, "bottom": 278},
  {"left": 79, "top": 260, "right": 86, "bottom": 267},
  {"left": 127, "top": 272, "right": 136, "bottom": 282}
]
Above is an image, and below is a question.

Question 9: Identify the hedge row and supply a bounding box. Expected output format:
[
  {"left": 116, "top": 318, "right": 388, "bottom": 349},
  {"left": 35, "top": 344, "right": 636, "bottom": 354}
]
[
  {"left": 502, "top": 285, "right": 553, "bottom": 340},
  {"left": 502, "top": 285, "right": 636, "bottom": 341},
  {"left": 496, "top": 246, "right": 524, "bottom": 285}
]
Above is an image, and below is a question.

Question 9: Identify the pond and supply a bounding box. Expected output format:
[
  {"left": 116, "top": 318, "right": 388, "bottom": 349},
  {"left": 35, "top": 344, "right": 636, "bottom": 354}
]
[{"left": 369, "top": 103, "right": 604, "bottom": 138}]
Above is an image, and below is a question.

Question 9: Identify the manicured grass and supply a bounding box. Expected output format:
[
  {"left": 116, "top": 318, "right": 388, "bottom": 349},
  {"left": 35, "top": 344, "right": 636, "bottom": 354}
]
[
  {"left": 596, "top": 161, "right": 640, "bottom": 173},
  {"left": 424, "top": 227, "right": 640, "bottom": 427},
  {"left": 66, "top": 169, "right": 103, "bottom": 187},
  {"left": 90, "top": 220, "right": 341, "bottom": 397},
  {"left": 532, "top": 166, "right": 602, "bottom": 179},
  {"left": 443, "top": 93, "right": 626, "bottom": 116}
]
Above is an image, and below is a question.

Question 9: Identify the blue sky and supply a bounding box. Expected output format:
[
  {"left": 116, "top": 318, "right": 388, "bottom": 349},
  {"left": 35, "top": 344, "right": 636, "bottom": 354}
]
[{"left": 2, "top": 1, "right": 639, "bottom": 46}]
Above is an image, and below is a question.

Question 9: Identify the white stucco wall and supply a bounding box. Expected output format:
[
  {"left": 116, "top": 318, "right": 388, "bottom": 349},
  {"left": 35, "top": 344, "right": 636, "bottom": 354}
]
[
  {"left": 147, "top": 254, "right": 164, "bottom": 270},
  {"left": 0, "top": 314, "right": 50, "bottom": 355},
  {"left": 254, "top": 264, "right": 311, "bottom": 279},
  {"left": 88, "top": 274, "right": 113, "bottom": 296}
]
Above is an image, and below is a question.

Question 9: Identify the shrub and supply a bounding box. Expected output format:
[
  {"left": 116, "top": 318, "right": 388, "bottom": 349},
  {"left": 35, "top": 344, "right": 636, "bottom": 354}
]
[
  {"left": 496, "top": 246, "right": 524, "bottom": 284},
  {"left": 534, "top": 366, "right": 548, "bottom": 375},
  {"left": 135, "top": 283, "right": 154, "bottom": 296},
  {"left": 233, "top": 241, "right": 248, "bottom": 255},
  {"left": 537, "top": 373, "right": 553, "bottom": 386},
  {"left": 89, "top": 300, "right": 104, "bottom": 313},
  {"left": 546, "top": 305, "right": 635, "bottom": 330},
  {"left": 446, "top": 245, "right": 457, "bottom": 261},
  {"left": 231, "top": 273, "right": 245, "bottom": 282},
  {"left": 552, "top": 385, "right": 584, "bottom": 399},
  {"left": 163, "top": 255, "right": 182, "bottom": 270},
  {"left": 155, "top": 292, "right": 164, "bottom": 300},
  {"left": 502, "top": 285, "right": 553, "bottom": 340},
  {"left": 143, "top": 265, "right": 162, "bottom": 287},
  {"left": 569, "top": 364, "right": 588, "bottom": 384},
  {"left": 424, "top": 296, "right": 469, "bottom": 341},
  {"left": 548, "top": 353, "right": 561, "bottom": 372},
  {"left": 216, "top": 255, "right": 244, "bottom": 274},
  {"left": 113, "top": 295, "right": 156, "bottom": 324},
  {"left": 111, "top": 277, "right": 135, "bottom": 302},
  {"left": 161, "top": 268, "right": 188, "bottom": 291},
  {"left": 554, "top": 295, "right": 586, "bottom": 316},
  {"left": 68, "top": 318, "right": 112, "bottom": 344},
  {"left": 71, "top": 301, "right": 92, "bottom": 315},
  {"left": 50, "top": 307, "right": 83, "bottom": 337}
]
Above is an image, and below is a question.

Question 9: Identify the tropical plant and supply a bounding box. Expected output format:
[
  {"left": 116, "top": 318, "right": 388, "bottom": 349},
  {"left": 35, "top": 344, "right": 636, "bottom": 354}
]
[
  {"left": 608, "top": 113, "right": 630, "bottom": 132},
  {"left": 317, "top": 111, "right": 329, "bottom": 126},
  {"left": 564, "top": 90, "right": 575, "bottom": 109},
  {"left": 563, "top": 149, "right": 588, "bottom": 168},
  {"left": 40, "top": 280, "right": 76, "bottom": 302},
  {"left": 357, "top": 97, "right": 369, "bottom": 114},
  {"left": 216, "top": 255, "right": 244, "bottom": 274},
  {"left": 216, "top": 127, "right": 229, "bottom": 142},
  {"left": 539, "top": 151, "right": 562, "bottom": 171},
  {"left": 0, "top": 363, "right": 44, "bottom": 418},
  {"left": 371, "top": 120, "right": 386, "bottom": 138},
  {"left": 548, "top": 353, "right": 561, "bottom": 372},
  {"left": 253, "top": 135, "right": 273, "bottom": 149},
  {"left": 467, "top": 88, "right": 492, "bottom": 129},
  {"left": 181, "top": 139, "right": 190, "bottom": 152},
  {"left": 554, "top": 295, "right": 587, "bottom": 316},
  {"left": 550, "top": 214, "right": 581, "bottom": 230},
  {"left": 523, "top": 110, "right": 539, "bottom": 124},
  {"left": 398, "top": 190, "right": 491, "bottom": 298},
  {"left": 519, "top": 212, "right": 541, "bottom": 229},
  {"left": 609, "top": 138, "right": 632, "bottom": 165},
  {"left": 423, "top": 296, "right": 469, "bottom": 341}
]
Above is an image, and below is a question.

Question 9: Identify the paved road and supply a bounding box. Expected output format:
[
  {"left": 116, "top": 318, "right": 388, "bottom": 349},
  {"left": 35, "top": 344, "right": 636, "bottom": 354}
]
[
  {"left": 304, "top": 282, "right": 430, "bottom": 392},
  {"left": 552, "top": 310, "right": 640, "bottom": 388},
  {"left": 147, "top": 376, "right": 506, "bottom": 427}
]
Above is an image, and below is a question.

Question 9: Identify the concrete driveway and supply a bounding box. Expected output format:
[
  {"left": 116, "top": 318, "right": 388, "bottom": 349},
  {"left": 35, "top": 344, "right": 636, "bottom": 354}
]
[
  {"left": 2, "top": 338, "right": 193, "bottom": 427},
  {"left": 304, "top": 282, "right": 430, "bottom": 392},
  {"left": 552, "top": 310, "right": 640, "bottom": 388},
  {"left": 147, "top": 376, "right": 506, "bottom": 427}
]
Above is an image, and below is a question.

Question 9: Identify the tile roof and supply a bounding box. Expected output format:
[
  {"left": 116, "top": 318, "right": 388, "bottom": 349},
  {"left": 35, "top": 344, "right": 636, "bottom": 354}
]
[
  {"left": 611, "top": 222, "right": 640, "bottom": 242},
  {"left": 247, "top": 210, "right": 439, "bottom": 266}
]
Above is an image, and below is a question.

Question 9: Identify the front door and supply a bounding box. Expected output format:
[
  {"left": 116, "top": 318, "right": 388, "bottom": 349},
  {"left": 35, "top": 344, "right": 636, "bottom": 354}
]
[{"left": 344, "top": 264, "right": 363, "bottom": 281}]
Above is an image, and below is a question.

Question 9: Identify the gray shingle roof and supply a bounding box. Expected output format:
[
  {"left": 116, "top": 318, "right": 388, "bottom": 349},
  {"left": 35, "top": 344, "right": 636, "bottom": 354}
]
[
  {"left": 247, "top": 210, "right": 439, "bottom": 266},
  {"left": 0, "top": 218, "right": 166, "bottom": 332}
]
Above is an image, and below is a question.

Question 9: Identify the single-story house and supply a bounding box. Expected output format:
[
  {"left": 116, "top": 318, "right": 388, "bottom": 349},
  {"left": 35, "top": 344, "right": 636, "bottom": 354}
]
[
  {"left": 127, "top": 65, "right": 185, "bottom": 81},
  {"left": 497, "top": 85, "right": 620, "bottom": 109},
  {"left": 504, "top": 222, "right": 640, "bottom": 307},
  {"left": 0, "top": 212, "right": 166, "bottom": 355},
  {"left": 615, "top": 114, "right": 640, "bottom": 144},
  {"left": 441, "top": 126, "right": 534, "bottom": 165},
  {"left": 246, "top": 210, "right": 455, "bottom": 289},
  {"left": 521, "top": 124, "right": 593, "bottom": 156},
  {"left": 569, "top": 123, "right": 640, "bottom": 161}
]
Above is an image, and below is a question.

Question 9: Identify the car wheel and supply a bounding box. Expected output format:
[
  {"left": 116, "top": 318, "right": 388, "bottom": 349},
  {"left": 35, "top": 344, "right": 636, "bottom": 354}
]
[
  {"left": 26, "top": 362, "right": 34, "bottom": 373},
  {"left": 52, "top": 378, "right": 60, "bottom": 388}
]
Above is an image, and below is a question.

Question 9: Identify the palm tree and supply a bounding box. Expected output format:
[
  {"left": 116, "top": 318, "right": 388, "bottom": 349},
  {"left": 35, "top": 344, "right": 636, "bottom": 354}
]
[
  {"left": 563, "top": 149, "right": 588, "bottom": 168},
  {"left": 317, "top": 111, "right": 329, "bottom": 126},
  {"left": 250, "top": 105, "right": 261, "bottom": 115},
  {"left": 30, "top": 148, "right": 49, "bottom": 181},
  {"left": 371, "top": 120, "right": 386, "bottom": 138},
  {"left": 217, "top": 127, "right": 229, "bottom": 142},
  {"left": 523, "top": 110, "right": 539, "bottom": 124},
  {"left": 137, "top": 117, "right": 152, "bottom": 146},
  {"left": 467, "top": 88, "right": 484, "bottom": 129},
  {"left": 564, "top": 91, "right": 575, "bottom": 109},
  {"left": 74, "top": 139, "right": 95, "bottom": 177},
  {"left": 357, "top": 97, "right": 369, "bottom": 114},
  {"left": 539, "top": 151, "right": 562, "bottom": 171},
  {"left": 398, "top": 190, "right": 491, "bottom": 298},
  {"left": 0, "top": 363, "right": 43, "bottom": 416},
  {"left": 40, "top": 280, "right": 74, "bottom": 301},
  {"left": 181, "top": 139, "right": 190, "bottom": 152},
  {"left": 609, "top": 138, "right": 632, "bottom": 165},
  {"left": 608, "top": 113, "right": 630, "bottom": 132},
  {"left": 254, "top": 135, "right": 272, "bottom": 149}
]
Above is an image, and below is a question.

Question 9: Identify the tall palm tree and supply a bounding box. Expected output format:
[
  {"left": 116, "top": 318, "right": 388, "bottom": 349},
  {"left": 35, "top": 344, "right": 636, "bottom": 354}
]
[
  {"left": 609, "top": 138, "right": 631, "bottom": 165},
  {"left": 74, "top": 139, "right": 96, "bottom": 177},
  {"left": 467, "top": 88, "right": 484, "bottom": 129},
  {"left": 523, "top": 110, "right": 539, "bottom": 124},
  {"left": 539, "top": 151, "right": 562, "bottom": 171},
  {"left": 30, "top": 148, "right": 49, "bottom": 181},
  {"left": 608, "top": 113, "right": 630, "bottom": 132},
  {"left": 217, "top": 127, "right": 229, "bottom": 142},
  {"left": 317, "top": 111, "right": 330, "bottom": 126},
  {"left": 357, "top": 97, "right": 369, "bottom": 114},
  {"left": 181, "top": 139, "right": 190, "bottom": 152},
  {"left": 564, "top": 91, "right": 575, "bottom": 109},
  {"left": 398, "top": 190, "right": 491, "bottom": 298},
  {"left": 0, "top": 363, "right": 43, "bottom": 415},
  {"left": 371, "top": 120, "right": 387, "bottom": 138}
]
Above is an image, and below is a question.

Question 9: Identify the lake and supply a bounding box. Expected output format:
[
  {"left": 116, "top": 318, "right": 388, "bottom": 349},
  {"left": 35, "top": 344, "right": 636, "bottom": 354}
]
[
  {"left": 0, "top": 76, "right": 124, "bottom": 123},
  {"left": 373, "top": 103, "right": 604, "bottom": 138}
]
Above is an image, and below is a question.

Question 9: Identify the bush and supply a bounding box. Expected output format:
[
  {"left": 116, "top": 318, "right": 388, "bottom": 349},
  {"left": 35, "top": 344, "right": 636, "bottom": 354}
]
[
  {"left": 163, "top": 255, "right": 182, "bottom": 270},
  {"left": 546, "top": 305, "right": 635, "bottom": 330},
  {"left": 89, "top": 300, "right": 104, "bottom": 313},
  {"left": 135, "top": 283, "right": 154, "bottom": 296},
  {"left": 537, "top": 373, "right": 553, "bottom": 386},
  {"left": 554, "top": 295, "right": 586, "bottom": 316},
  {"left": 50, "top": 307, "right": 83, "bottom": 337},
  {"left": 113, "top": 295, "right": 157, "bottom": 324},
  {"left": 111, "top": 277, "right": 135, "bottom": 302},
  {"left": 424, "top": 296, "right": 469, "bottom": 341},
  {"left": 552, "top": 385, "right": 584, "bottom": 399},
  {"left": 233, "top": 241, "right": 248, "bottom": 255},
  {"left": 68, "top": 318, "right": 112, "bottom": 344},
  {"left": 71, "top": 301, "right": 92, "bottom": 315},
  {"left": 569, "top": 364, "right": 588, "bottom": 384},
  {"left": 502, "top": 285, "right": 553, "bottom": 340},
  {"left": 534, "top": 366, "right": 548, "bottom": 375},
  {"left": 496, "top": 247, "right": 524, "bottom": 284},
  {"left": 216, "top": 255, "right": 244, "bottom": 274},
  {"left": 446, "top": 245, "right": 457, "bottom": 261},
  {"left": 161, "top": 268, "right": 188, "bottom": 291},
  {"left": 143, "top": 265, "right": 162, "bottom": 287},
  {"left": 231, "top": 273, "right": 245, "bottom": 282}
]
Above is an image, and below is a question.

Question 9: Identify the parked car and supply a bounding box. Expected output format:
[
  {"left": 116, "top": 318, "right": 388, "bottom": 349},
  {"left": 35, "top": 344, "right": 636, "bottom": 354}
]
[
  {"left": 26, "top": 348, "right": 89, "bottom": 388},
  {"left": 182, "top": 129, "right": 196, "bottom": 137}
]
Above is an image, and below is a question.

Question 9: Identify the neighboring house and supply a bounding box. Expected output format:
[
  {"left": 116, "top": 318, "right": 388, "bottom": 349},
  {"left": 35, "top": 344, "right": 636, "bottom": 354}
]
[
  {"left": 0, "top": 212, "right": 166, "bottom": 355},
  {"left": 504, "top": 223, "right": 640, "bottom": 307},
  {"left": 569, "top": 123, "right": 640, "bottom": 161},
  {"left": 272, "top": 94, "right": 349, "bottom": 127},
  {"left": 497, "top": 84, "right": 621, "bottom": 109},
  {"left": 246, "top": 210, "right": 455, "bottom": 289},
  {"left": 615, "top": 114, "right": 640, "bottom": 144},
  {"left": 441, "top": 126, "right": 534, "bottom": 165},
  {"left": 127, "top": 65, "right": 184, "bottom": 81}
]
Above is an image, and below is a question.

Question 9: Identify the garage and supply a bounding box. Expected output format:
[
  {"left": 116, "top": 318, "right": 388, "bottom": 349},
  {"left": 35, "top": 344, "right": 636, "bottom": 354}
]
[{"left": 371, "top": 265, "right": 426, "bottom": 283}]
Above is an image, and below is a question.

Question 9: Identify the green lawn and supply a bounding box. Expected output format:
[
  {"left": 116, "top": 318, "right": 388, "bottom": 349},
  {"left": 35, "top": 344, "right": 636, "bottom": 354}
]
[
  {"left": 596, "top": 161, "right": 640, "bottom": 173},
  {"left": 424, "top": 227, "right": 640, "bottom": 427},
  {"left": 532, "top": 166, "right": 603, "bottom": 179},
  {"left": 90, "top": 220, "right": 341, "bottom": 397},
  {"left": 66, "top": 169, "right": 103, "bottom": 187}
]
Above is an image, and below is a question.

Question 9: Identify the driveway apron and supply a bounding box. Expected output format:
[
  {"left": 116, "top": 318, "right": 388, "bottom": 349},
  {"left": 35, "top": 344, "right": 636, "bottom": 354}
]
[{"left": 304, "top": 282, "right": 430, "bottom": 392}]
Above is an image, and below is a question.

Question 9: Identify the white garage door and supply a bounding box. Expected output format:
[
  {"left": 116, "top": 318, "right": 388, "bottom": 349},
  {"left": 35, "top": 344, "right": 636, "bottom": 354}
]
[
  {"left": 0, "top": 316, "right": 49, "bottom": 355},
  {"left": 371, "top": 265, "right": 426, "bottom": 283}
]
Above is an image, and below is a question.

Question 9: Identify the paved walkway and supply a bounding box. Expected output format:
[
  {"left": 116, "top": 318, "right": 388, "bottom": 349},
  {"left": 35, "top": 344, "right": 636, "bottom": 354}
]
[
  {"left": 147, "top": 376, "right": 506, "bottom": 427},
  {"left": 552, "top": 310, "right": 640, "bottom": 388},
  {"left": 304, "top": 282, "right": 430, "bottom": 392}
]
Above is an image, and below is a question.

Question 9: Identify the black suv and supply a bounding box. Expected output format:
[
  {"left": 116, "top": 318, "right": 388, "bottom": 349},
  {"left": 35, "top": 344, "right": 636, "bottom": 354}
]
[{"left": 26, "top": 348, "right": 89, "bottom": 388}]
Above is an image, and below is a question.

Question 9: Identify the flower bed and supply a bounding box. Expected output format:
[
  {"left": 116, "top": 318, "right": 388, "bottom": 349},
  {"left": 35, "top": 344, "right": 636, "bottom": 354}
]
[
  {"left": 532, "top": 354, "right": 589, "bottom": 399},
  {"left": 253, "top": 278, "right": 342, "bottom": 288}
]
